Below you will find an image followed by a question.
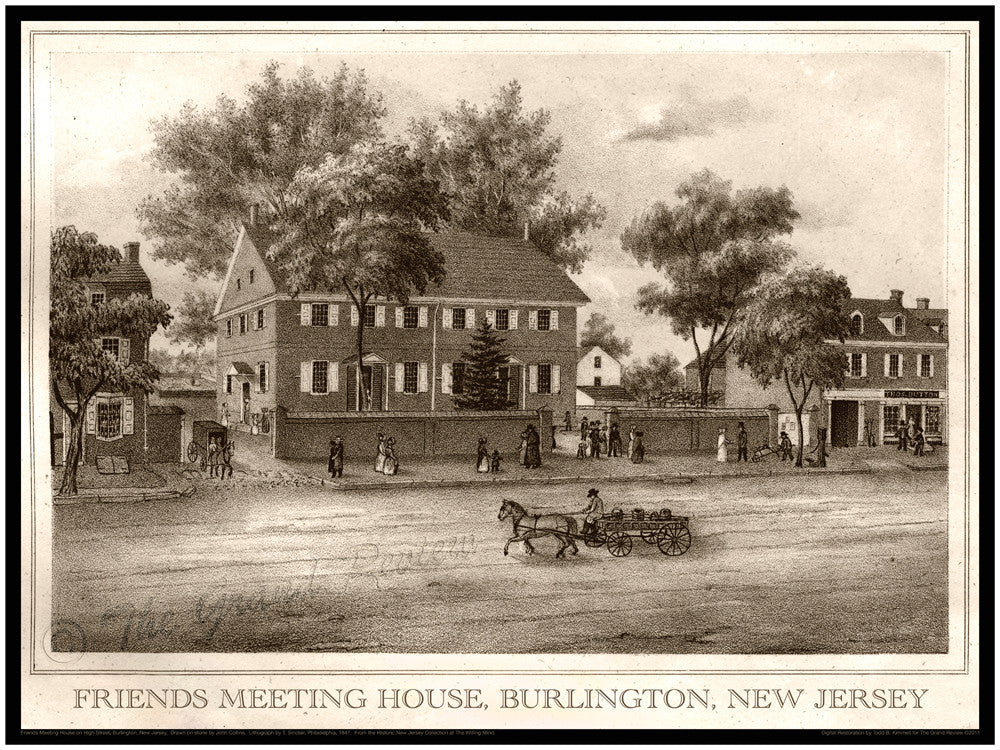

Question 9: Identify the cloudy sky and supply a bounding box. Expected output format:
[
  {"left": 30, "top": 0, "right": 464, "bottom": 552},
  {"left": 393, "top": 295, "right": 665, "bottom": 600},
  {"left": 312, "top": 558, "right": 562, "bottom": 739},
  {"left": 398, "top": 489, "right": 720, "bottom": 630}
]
[{"left": 50, "top": 49, "right": 949, "bottom": 362}]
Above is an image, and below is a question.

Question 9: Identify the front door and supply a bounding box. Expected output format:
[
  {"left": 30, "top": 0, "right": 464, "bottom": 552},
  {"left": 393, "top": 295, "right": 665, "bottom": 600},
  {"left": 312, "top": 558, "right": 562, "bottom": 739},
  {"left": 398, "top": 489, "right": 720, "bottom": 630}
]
[
  {"left": 347, "top": 365, "right": 386, "bottom": 411},
  {"left": 830, "top": 400, "right": 859, "bottom": 447},
  {"left": 241, "top": 381, "right": 251, "bottom": 423},
  {"left": 906, "top": 404, "right": 923, "bottom": 430}
]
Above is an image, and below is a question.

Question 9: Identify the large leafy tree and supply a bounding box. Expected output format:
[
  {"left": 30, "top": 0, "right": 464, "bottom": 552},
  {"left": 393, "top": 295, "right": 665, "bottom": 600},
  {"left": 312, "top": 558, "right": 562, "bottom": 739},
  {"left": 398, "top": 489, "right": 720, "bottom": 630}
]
[
  {"left": 50, "top": 227, "right": 172, "bottom": 495},
  {"left": 410, "top": 81, "right": 607, "bottom": 272},
  {"left": 166, "top": 290, "right": 216, "bottom": 352},
  {"left": 267, "top": 141, "right": 450, "bottom": 410},
  {"left": 579, "top": 312, "right": 632, "bottom": 361},
  {"left": 453, "top": 319, "right": 513, "bottom": 411},
  {"left": 621, "top": 353, "right": 683, "bottom": 406},
  {"left": 731, "top": 266, "right": 852, "bottom": 467},
  {"left": 138, "top": 62, "right": 386, "bottom": 340},
  {"left": 621, "top": 169, "right": 799, "bottom": 407}
]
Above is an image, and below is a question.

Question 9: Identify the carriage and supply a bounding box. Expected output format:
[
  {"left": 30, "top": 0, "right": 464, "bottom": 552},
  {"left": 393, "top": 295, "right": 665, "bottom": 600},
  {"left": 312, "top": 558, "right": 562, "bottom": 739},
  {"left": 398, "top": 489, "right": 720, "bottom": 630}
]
[
  {"left": 582, "top": 507, "right": 691, "bottom": 558},
  {"left": 186, "top": 420, "right": 234, "bottom": 469}
]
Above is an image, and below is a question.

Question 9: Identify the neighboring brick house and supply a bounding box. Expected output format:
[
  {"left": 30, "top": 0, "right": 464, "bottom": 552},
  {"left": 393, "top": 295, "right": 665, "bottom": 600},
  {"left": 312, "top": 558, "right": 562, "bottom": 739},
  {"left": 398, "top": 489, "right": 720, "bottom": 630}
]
[
  {"left": 212, "top": 225, "right": 590, "bottom": 445},
  {"left": 51, "top": 242, "right": 182, "bottom": 465},
  {"left": 825, "top": 290, "right": 947, "bottom": 447}
]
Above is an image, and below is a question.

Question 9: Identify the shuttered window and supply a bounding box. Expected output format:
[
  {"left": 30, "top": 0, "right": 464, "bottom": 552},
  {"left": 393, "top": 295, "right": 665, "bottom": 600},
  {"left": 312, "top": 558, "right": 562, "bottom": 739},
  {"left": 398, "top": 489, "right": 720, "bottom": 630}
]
[
  {"left": 451, "top": 307, "right": 465, "bottom": 329},
  {"left": 403, "top": 362, "right": 418, "bottom": 394}
]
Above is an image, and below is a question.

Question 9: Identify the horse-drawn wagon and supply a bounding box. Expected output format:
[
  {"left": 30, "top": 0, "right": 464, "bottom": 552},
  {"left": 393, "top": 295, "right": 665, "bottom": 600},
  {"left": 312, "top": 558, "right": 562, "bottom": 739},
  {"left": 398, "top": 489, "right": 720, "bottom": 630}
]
[{"left": 186, "top": 420, "right": 234, "bottom": 470}]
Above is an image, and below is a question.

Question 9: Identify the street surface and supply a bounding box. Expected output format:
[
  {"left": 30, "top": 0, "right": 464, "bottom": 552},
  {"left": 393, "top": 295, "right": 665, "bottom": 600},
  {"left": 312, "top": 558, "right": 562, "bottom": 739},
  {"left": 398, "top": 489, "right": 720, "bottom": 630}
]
[{"left": 52, "top": 471, "right": 947, "bottom": 653}]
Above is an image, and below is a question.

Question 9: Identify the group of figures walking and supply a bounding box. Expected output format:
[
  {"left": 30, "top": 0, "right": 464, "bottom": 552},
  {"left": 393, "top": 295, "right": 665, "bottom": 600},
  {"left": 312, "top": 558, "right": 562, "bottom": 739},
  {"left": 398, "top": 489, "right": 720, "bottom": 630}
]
[
  {"left": 575, "top": 418, "right": 645, "bottom": 463},
  {"left": 326, "top": 432, "right": 400, "bottom": 480},
  {"left": 896, "top": 418, "right": 927, "bottom": 456}
]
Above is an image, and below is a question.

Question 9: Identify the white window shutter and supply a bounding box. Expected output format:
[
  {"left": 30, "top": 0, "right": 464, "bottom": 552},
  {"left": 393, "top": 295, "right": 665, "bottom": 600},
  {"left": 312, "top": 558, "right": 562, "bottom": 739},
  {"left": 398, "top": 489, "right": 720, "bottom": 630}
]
[
  {"left": 264, "top": 362, "right": 270, "bottom": 392},
  {"left": 350, "top": 306, "right": 359, "bottom": 326},
  {"left": 329, "top": 305, "right": 338, "bottom": 326},
  {"left": 86, "top": 400, "right": 97, "bottom": 434},
  {"left": 528, "top": 310, "right": 538, "bottom": 330},
  {"left": 553, "top": 364, "right": 561, "bottom": 394},
  {"left": 395, "top": 306, "right": 404, "bottom": 328},
  {"left": 419, "top": 306, "right": 428, "bottom": 328},
  {"left": 256, "top": 363, "right": 264, "bottom": 393},
  {"left": 861, "top": 353, "right": 867, "bottom": 377},
  {"left": 300, "top": 361, "right": 311, "bottom": 392},
  {"left": 300, "top": 303, "right": 310, "bottom": 326},
  {"left": 418, "top": 362, "right": 428, "bottom": 392},
  {"left": 846, "top": 353, "right": 852, "bottom": 375},
  {"left": 929, "top": 355, "right": 934, "bottom": 377},
  {"left": 551, "top": 310, "right": 559, "bottom": 330},
  {"left": 486, "top": 309, "right": 495, "bottom": 328},
  {"left": 442, "top": 308, "right": 452, "bottom": 329},
  {"left": 442, "top": 363, "right": 452, "bottom": 394},
  {"left": 884, "top": 354, "right": 890, "bottom": 377},
  {"left": 120, "top": 338, "right": 130, "bottom": 366},
  {"left": 509, "top": 309, "right": 518, "bottom": 329},
  {"left": 376, "top": 305, "right": 386, "bottom": 327},
  {"left": 528, "top": 364, "right": 538, "bottom": 393},
  {"left": 897, "top": 354, "right": 903, "bottom": 378},
  {"left": 395, "top": 363, "right": 405, "bottom": 392},
  {"left": 330, "top": 361, "right": 339, "bottom": 392},
  {"left": 467, "top": 308, "right": 476, "bottom": 328},
  {"left": 123, "top": 397, "right": 134, "bottom": 435}
]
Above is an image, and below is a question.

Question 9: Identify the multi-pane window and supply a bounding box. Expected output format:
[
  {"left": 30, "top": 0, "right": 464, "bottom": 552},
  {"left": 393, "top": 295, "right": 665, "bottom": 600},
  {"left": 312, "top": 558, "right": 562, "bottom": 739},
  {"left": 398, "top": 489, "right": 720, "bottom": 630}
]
[
  {"left": 258, "top": 363, "right": 267, "bottom": 392},
  {"left": 850, "top": 353, "right": 863, "bottom": 378},
  {"left": 926, "top": 406, "right": 941, "bottom": 434},
  {"left": 249, "top": 269, "right": 255, "bottom": 284},
  {"left": 850, "top": 314, "right": 863, "bottom": 335},
  {"left": 594, "top": 376, "right": 602, "bottom": 387},
  {"left": 364, "top": 304, "right": 376, "bottom": 328},
  {"left": 887, "top": 354, "right": 900, "bottom": 378},
  {"left": 226, "top": 375, "right": 233, "bottom": 394},
  {"left": 537, "top": 309, "right": 551, "bottom": 331},
  {"left": 403, "top": 306, "right": 419, "bottom": 329},
  {"left": 97, "top": 399, "right": 123, "bottom": 440},
  {"left": 101, "top": 337, "right": 120, "bottom": 359},
  {"left": 311, "top": 303, "right": 329, "bottom": 327},
  {"left": 257, "top": 308, "right": 265, "bottom": 329},
  {"left": 403, "top": 362, "right": 418, "bottom": 394},
  {"left": 90, "top": 292, "right": 105, "bottom": 307},
  {"left": 537, "top": 363, "right": 552, "bottom": 395},
  {"left": 226, "top": 320, "right": 233, "bottom": 337},
  {"left": 920, "top": 354, "right": 932, "bottom": 378},
  {"left": 894, "top": 316, "right": 905, "bottom": 335},
  {"left": 495, "top": 309, "right": 510, "bottom": 331},
  {"left": 311, "top": 361, "right": 328, "bottom": 394},
  {"left": 452, "top": 308, "right": 466, "bottom": 330},
  {"left": 594, "top": 355, "right": 602, "bottom": 369},
  {"left": 452, "top": 362, "right": 466, "bottom": 394},
  {"left": 883, "top": 405, "right": 900, "bottom": 438},
  {"left": 239, "top": 314, "right": 247, "bottom": 335}
]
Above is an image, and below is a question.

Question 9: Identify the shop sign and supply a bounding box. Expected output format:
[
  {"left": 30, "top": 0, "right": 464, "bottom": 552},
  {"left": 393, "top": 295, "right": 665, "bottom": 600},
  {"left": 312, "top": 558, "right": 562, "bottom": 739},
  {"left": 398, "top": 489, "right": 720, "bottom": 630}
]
[{"left": 884, "top": 390, "right": 940, "bottom": 399}]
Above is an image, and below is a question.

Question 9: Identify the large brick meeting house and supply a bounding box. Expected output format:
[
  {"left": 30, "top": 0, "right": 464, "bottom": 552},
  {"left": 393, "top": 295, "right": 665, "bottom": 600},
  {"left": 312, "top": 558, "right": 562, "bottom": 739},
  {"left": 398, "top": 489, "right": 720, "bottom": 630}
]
[{"left": 213, "top": 223, "right": 589, "bottom": 455}]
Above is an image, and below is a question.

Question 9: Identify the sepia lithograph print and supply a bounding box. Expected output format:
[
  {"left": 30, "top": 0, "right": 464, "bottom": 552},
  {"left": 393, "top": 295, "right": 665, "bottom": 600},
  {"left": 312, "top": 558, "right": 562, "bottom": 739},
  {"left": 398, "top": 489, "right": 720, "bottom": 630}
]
[{"left": 20, "top": 18, "right": 982, "bottom": 735}]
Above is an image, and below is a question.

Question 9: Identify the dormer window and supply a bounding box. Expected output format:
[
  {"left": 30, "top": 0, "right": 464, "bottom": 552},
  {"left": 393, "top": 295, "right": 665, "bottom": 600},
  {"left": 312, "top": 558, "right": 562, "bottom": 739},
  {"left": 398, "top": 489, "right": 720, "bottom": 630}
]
[
  {"left": 850, "top": 313, "right": 863, "bottom": 336},
  {"left": 894, "top": 315, "right": 905, "bottom": 336}
]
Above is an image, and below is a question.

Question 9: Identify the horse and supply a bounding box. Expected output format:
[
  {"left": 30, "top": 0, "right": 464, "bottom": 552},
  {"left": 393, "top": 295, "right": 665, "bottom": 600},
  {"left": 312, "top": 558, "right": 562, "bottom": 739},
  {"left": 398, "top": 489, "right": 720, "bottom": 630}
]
[{"left": 498, "top": 499, "right": 579, "bottom": 558}]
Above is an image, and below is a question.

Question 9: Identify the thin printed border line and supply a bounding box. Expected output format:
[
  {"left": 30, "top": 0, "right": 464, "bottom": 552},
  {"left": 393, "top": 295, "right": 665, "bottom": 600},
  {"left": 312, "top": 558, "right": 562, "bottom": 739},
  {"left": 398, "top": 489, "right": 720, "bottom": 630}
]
[{"left": 27, "top": 27, "right": 975, "bottom": 676}]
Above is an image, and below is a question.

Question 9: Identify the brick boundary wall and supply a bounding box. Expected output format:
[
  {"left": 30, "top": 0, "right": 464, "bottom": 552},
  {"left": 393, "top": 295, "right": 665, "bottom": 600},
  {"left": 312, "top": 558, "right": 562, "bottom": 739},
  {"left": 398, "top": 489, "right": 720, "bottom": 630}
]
[{"left": 272, "top": 408, "right": 553, "bottom": 460}]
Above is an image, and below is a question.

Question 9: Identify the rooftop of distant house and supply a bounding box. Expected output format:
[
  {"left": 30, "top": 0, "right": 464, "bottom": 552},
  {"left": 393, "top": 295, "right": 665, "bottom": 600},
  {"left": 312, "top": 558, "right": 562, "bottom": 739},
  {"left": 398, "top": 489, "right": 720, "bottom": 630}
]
[
  {"left": 241, "top": 223, "right": 591, "bottom": 304},
  {"left": 845, "top": 290, "right": 947, "bottom": 342},
  {"left": 86, "top": 241, "right": 152, "bottom": 289}
]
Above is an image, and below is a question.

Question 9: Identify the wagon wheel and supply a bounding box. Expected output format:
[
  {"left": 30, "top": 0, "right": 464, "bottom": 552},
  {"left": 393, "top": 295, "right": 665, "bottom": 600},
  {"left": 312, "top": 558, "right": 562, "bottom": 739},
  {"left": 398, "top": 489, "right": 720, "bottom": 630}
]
[
  {"left": 584, "top": 529, "right": 607, "bottom": 548},
  {"left": 222, "top": 442, "right": 235, "bottom": 462},
  {"left": 186, "top": 441, "right": 200, "bottom": 463},
  {"left": 657, "top": 521, "right": 691, "bottom": 557},
  {"left": 606, "top": 531, "right": 632, "bottom": 557}
]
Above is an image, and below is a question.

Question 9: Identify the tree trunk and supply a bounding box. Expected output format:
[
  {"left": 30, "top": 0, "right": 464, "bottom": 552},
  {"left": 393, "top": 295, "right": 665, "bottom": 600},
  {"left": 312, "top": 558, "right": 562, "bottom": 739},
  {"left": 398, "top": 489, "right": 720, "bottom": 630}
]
[
  {"left": 794, "top": 408, "right": 805, "bottom": 468},
  {"left": 59, "top": 413, "right": 84, "bottom": 495},
  {"left": 355, "top": 303, "right": 365, "bottom": 411}
]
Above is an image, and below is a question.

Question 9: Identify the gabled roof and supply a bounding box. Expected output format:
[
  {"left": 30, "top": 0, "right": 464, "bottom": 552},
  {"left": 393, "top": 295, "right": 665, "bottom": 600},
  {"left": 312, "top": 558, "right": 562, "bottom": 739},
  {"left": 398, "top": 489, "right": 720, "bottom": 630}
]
[
  {"left": 236, "top": 227, "right": 590, "bottom": 305},
  {"left": 578, "top": 345, "right": 620, "bottom": 365},
  {"left": 86, "top": 259, "right": 151, "bottom": 290},
  {"left": 684, "top": 357, "right": 727, "bottom": 370},
  {"left": 843, "top": 298, "right": 946, "bottom": 343}
]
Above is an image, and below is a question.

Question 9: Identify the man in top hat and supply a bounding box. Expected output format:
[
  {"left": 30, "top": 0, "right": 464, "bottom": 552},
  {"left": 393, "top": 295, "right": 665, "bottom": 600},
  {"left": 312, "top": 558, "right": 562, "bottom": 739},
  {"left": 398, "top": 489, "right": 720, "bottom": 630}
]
[
  {"left": 736, "top": 421, "right": 749, "bottom": 463},
  {"left": 581, "top": 487, "right": 604, "bottom": 534}
]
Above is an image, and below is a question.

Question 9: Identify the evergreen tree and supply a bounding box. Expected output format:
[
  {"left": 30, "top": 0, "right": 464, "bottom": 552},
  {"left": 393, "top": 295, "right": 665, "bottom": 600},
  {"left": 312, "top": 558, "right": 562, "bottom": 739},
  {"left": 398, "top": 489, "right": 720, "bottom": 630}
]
[{"left": 454, "top": 319, "right": 512, "bottom": 411}]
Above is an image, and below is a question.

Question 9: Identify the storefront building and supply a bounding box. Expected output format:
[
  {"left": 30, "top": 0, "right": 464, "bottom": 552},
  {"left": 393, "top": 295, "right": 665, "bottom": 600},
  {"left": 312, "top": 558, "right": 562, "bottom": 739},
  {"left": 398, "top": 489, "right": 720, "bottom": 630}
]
[{"left": 824, "top": 290, "right": 947, "bottom": 447}]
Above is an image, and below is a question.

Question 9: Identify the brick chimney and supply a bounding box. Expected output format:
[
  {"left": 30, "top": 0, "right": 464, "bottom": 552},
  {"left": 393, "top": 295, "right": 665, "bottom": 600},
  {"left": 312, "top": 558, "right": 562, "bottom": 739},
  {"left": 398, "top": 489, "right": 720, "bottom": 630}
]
[
  {"left": 916, "top": 297, "right": 930, "bottom": 310},
  {"left": 124, "top": 242, "right": 140, "bottom": 264},
  {"left": 889, "top": 289, "right": 903, "bottom": 305}
]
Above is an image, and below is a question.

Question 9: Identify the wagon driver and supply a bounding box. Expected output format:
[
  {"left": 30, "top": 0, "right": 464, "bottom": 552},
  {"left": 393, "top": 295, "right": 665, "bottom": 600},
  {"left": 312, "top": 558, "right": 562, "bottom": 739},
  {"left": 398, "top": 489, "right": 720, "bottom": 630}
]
[{"left": 581, "top": 488, "right": 604, "bottom": 534}]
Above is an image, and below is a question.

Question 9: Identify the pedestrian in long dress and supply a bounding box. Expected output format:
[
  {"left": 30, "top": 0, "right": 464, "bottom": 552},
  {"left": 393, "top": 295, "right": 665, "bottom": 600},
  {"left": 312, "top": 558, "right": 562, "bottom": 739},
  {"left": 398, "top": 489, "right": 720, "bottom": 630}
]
[
  {"left": 524, "top": 424, "right": 542, "bottom": 468},
  {"left": 374, "top": 432, "right": 386, "bottom": 473},
  {"left": 328, "top": 436, "right": 344, "bottom": 479},
  {"left": 518, "top": 430, "right": 527, "bottom": 466},
  {"left": 220, "top": 403, "right": 230, "bottom": 428},
  {"left": 630, "top": 431, "right": 645, "bottom": 464},
  {"left": 382, "top": 437, "right": 399, "bottom": 475},
  {"left": 716, "top": 427, "right": 729, "bottom": 463},
  {"left": 913, "top": 425, "right": 926, "bottom": 457},
  {"left": 476, "top": 437, "right": 490, "bottom": 473},
  {"left": 580, "top": 417, "right": 589, "bottom": 442},
  {"left": 599, "top": 426, "right": 609, "bottom": 456}
]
